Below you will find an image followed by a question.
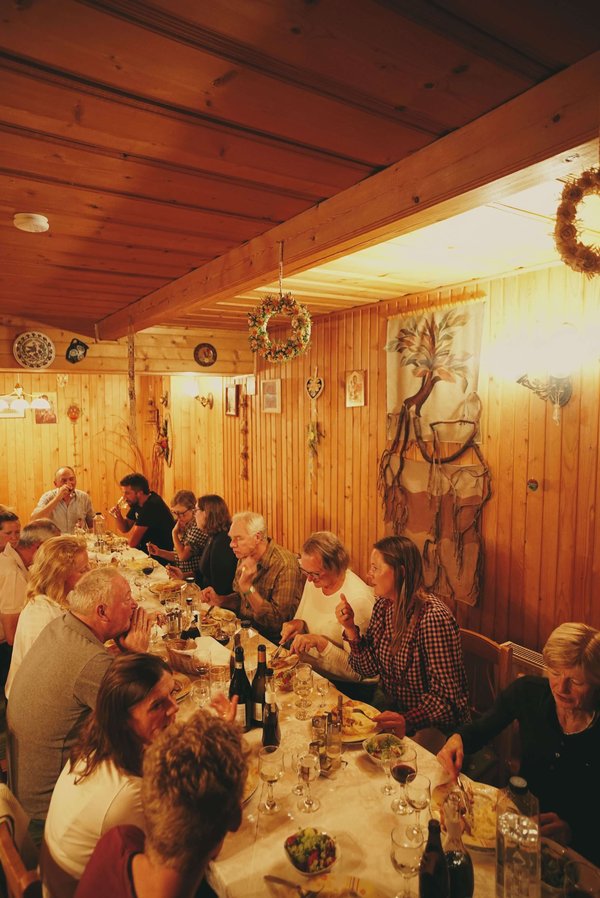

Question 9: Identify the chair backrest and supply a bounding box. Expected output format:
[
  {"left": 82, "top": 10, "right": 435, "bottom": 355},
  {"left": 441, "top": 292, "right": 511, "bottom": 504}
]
[
  {"left": 459, "top": 628, "right": 514, "bottom": 782},
  {"left": 0, "top": 821, "right": 41, "bottom": 898}
]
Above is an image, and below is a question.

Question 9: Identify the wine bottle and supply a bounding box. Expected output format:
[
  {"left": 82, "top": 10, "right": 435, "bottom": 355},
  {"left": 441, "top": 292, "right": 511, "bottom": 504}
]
[
  {"left": 252, "top": 643, "right": 268, "bottom": 726},
  {"left": 262, "top": 687, "right": 281, "bottom": 747},
  {"left": 229, "top": 630, "right": 241, "bottom": 676},
  {"left": 228, "top": 645, "right": 252, "bottom": 732},
  {"left": 419, "top": 819, "right": 450, "bottom": 898},
  {"left": 444, "top": 794, "right": 474, "bottom": 898}
]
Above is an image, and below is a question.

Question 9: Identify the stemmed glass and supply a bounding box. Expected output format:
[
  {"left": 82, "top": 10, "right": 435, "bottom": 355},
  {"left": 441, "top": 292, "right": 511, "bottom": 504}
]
[
  {"left": 390, "top": 822, "right": 425, "bottom": 898},
  {"left": 391, "top": 746, "right": 418, "bottom": 815},
  {"left": 293, "top": 663, "right": 314, "bottom": 720},
  {"left": 405, "top": 773, "right": 431, "bottom": 832},
  {"left": 289, "top": 742, "right": 306, "bottom": 797},
  {"left": 381, "top": 744, "right": 405, "bottom": 795},
  {"left": 258, "top": 746, "right": 284, "bottom": 814},
  {"left": 316, "top": 677, "right": 330, "bottom": 709},
  {"left": 297, "top": 752, "right": 320, "bottom": 813}
]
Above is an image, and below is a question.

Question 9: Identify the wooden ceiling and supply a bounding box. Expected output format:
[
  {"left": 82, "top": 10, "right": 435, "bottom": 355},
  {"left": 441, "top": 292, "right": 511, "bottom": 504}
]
[{"left": 1, "top": 1, "right": 599, "bottom": 338}]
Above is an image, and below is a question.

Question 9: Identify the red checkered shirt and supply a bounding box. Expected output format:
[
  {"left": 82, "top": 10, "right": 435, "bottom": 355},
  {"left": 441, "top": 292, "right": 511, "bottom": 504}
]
[{"left": 348, "top": 594, "right": 470, "bottom": 735}]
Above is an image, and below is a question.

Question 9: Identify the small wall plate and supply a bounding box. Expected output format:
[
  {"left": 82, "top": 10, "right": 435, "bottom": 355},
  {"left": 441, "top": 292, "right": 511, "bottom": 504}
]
[{"left": 193, "top": 342, "right": 217, "bottom": 367}]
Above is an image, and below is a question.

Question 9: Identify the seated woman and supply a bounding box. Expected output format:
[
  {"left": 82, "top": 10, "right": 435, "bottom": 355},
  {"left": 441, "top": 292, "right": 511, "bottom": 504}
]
[
  {"left": 282, "top": 531, "right": 374, "bottom": 684},
  {"left": 168, "top": 494, "right": 237, "bottom": 596},
  {"left": 75, "top": 710, "right": 247, "bottom": 898},
  {"left": 42, "top": 653, "right": 180, "bottom": 893},
  {"left": 337, "top": 535, "right": 470, "bottom": 747},
  {"left": 146, "top": 490, "right": 208, "bottom": 577},
  {"left": 437, "top": 622, "right": 600, "bottom": 865},
  {"left": 5, "top": 535, "right": 90, "bottom": 698}
]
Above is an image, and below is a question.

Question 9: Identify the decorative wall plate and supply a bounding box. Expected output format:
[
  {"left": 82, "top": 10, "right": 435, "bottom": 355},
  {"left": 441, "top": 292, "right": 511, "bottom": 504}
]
[
  {"left": 193, "top": 342, "right": 217, "bottom": 367},
  {"left": 13, "top": 331, "right": 56, "bottom": 369},
  {"left": 306, "top": 374, "right": 324, "bottom": 400}
]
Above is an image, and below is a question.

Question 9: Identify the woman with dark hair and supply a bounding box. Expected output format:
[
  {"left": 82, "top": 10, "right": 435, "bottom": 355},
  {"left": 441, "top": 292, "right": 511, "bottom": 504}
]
[
  {"left": 336, "top": 535, "right": 470, "bottom": 745},
  {"left": 168, "top": 494, "right": 237, "bottom": 596},
  {"left": 43, "top": 653, "right": 179, "bottom": 887}
]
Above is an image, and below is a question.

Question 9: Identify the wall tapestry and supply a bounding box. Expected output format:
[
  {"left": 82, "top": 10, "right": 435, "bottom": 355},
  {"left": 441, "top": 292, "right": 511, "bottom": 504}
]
[{"left": 378, "top": 299, "right": 490, "bottom": 605}]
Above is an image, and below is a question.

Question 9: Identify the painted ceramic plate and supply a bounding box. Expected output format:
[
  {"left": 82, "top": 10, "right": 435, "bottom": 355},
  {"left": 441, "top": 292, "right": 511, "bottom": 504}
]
[
  {"left": 194, "top": 342, "right": 217, "bottom": 367},
  {"left": 13, "top": 331, "right": 56, "bottom": 369}
]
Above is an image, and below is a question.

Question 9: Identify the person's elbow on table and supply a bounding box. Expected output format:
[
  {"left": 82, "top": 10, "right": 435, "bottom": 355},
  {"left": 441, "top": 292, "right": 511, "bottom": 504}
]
[{"left": 436, "top": 733, "right": 464, "bottom": 778}]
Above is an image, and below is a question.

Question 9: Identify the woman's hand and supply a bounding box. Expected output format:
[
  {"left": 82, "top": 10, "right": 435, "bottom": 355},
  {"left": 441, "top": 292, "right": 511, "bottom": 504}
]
[
  {"left": 436, "top": 733, "right": 464, "bottom": 779},
  {"left": 290, "top": 633, "right": 329, "bottom": 655},
  {"left": 540, "top": 812, "right": 572, "bottom": 846},
  {"left": 166, "top": 564, "right": 184, "bottom": 580},
  {"left": 280, "top": 619, "right": 306, "bottom": 643},
  {"left": 373, "top": 711, "right": 406, "bottom": 738},
  {"left": 335, "top": 594, "right": 358, "bottom": 638},
  {"left": 211, "top": 693, "right": 238, "bottom": 723}
]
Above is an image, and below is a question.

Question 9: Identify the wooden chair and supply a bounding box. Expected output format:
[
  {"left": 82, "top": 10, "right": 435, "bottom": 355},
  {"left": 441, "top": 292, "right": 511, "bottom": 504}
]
[
  {"left": 0, "top": 821, "right": 41, "bottom": 898},
  {"left": 459, "top": 628, "right": 513, "bottom": 786}
]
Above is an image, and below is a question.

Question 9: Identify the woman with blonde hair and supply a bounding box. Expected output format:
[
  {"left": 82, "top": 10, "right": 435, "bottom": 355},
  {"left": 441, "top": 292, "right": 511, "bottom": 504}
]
[
  {"left": 336, "top": 535, "right": 470, "bottom": 743},
  {"left": 438, "top": 622, "right": 600, "bottom": 864},
  {"left": 5, "top": 535, "right": 90, "bottom": 697}
]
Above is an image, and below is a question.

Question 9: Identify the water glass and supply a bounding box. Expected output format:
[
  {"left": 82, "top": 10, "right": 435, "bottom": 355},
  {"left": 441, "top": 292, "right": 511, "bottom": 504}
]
[
  {"left": 293, "top": 663, "right": 314, "bottom": 720},
  {"left": 191, "top": 679, "right": 211, "bottom": 709},
  {"left": 258, "top": 746, "right": 284, "bottom": 814},
  {"left": 297, "top": 752, "right": 320, "bottom": 813},
  {"left": 316, "top": 677, "right": 330, "bottom": 708},
  {"left": 405, "top": 773, "right": 431, "bottom": 830},
  {"left": 391, "top": 821, "right": 424, "bottom": 898}
]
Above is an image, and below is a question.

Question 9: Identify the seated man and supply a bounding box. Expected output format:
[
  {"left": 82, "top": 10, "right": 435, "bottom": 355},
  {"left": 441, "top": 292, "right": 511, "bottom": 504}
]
[
  {"left": 281, "top": 531, "right": 375, "bottom": 685},
  {"left": 110, "top": 473, "right": 174, "bottom": 561},
  {"left": 0, "top": 506, "right": 21, "bottom": 552},
  {"left": 75, "top": 710, "right": 247, "bottom": 898},
  {"left": 0, "top": 519, "right": 60, "bottom": 689},
  {"left": 7, "top": 567, "right": 149, "bottom": 829},
  {"left": 31, "top": 466, "right": 95, "bottom": 534},
  {"left": 203, "top": 511, "right": 303, "bottom": 643}
]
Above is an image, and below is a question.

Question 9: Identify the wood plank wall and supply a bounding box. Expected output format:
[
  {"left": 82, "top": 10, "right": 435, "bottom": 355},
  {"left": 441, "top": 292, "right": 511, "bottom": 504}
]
[{"left": 222, "top": 265, "right": 600, "bottom": 651}]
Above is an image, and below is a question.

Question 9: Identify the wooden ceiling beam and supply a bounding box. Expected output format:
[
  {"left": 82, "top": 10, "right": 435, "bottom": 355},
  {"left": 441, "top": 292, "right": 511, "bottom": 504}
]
[{"left": 97, "top": 51, "right": 600, "bottom": 340}]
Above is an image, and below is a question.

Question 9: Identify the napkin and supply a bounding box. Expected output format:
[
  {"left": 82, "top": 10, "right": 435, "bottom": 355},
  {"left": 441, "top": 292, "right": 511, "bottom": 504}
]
[{"left": 194, "top": 635, "right": 231, "bottom": 665}]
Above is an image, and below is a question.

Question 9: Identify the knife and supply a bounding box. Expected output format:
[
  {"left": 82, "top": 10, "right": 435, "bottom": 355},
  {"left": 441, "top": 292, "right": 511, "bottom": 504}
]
[{"left": 263, "top": 874, "right": 305, "bottom": 896}]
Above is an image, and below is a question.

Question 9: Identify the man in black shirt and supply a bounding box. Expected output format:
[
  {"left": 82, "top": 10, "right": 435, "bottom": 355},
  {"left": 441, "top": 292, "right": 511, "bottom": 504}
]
[{"left": 110, "top": 473, "right": 174, "bottom": 563}]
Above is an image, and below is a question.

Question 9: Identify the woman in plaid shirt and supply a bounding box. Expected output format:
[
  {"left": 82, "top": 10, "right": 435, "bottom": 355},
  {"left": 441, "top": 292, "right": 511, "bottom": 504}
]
[{"left": 336, "top": 536, "right": 470, "bottom": 743}]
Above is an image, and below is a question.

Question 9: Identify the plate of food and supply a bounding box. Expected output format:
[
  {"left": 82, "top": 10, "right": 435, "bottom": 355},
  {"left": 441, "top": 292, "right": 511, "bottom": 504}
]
[
  {"left": 432, "top": 778, "right": 498, "bottom": 851},
  {"left": 338, "top": 699, "right": 379, "bottom": 743},
  {"left": 284, "top": 828, "right": 338, "bottom": 876},
  {"left": 149, "top": 580, "right": 185, "bottom": 599},
  {"left": 268, "top": 649, "right": 299, "bottom": 673},
  {"left": 172, "top": 672, "right": 192, "bottom": 702},
  {"left": 200, "top": 605, "right": 236, "bottom": 624}
]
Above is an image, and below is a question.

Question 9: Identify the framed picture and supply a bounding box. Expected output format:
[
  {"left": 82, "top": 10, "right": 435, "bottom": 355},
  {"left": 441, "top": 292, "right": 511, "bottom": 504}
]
[
  {"left": 0, "top": 402, "right": 25, "bottom": 419},
  {"left": 34, "top": 392, "right": 57, "bottom": 424},
  {"left": 345, "top": 370, "right": 366, "bottom": 408},
  {"left": 261, "top": 378, "right": 281, "bottom": 414},
  {"left": 225, "top": 384, "right": 239, "bottom": 417},
  {"left": 245, "top": 374, "right": 256, "bottom": 396}
]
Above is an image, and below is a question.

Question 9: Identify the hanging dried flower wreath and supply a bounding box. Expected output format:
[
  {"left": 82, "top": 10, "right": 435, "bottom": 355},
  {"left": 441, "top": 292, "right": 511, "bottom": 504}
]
[
  {"left": 554, "top": 167, "right": 600, "bottom": 277},
  {"left": 248, "top": 292, "right": 312, "bottom": 363}
]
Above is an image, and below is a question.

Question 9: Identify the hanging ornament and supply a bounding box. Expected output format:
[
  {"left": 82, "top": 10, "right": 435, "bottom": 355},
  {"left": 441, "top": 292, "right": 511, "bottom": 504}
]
[{"left": 65, "top": 338, "right": 89, "bottom": 364}]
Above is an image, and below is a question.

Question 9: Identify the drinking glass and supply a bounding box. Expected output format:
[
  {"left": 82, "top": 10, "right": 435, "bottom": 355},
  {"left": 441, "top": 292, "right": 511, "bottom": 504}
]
[
  {"left": 316, "top": 677, "right": 330, "bottom": 709},
  {"left": 297, "top": 752, "right": 320, "bottom": 813},
  {"left": 289, "top": 741, "right": 306, "bottom": 796},
  {"left": 405, "top": 773, "right": 431, "bottom": 831},
  {"left": 381, "top": 744, "right": 405, "bottom": 795},
  {"left": 191, "top": 679, "right": 211, "bottom": 709},
  {"left": 390, "top": 822, "right": 425, "bottom": 898},
  {"left": 564, "top": 861, "right": 600, "bottom": 898},
  {"left": 258, "top": 746, "right": 284, "bottom": 814},
  {"left": 391, "top": 746, "right": 418, "bottom": 814},
  {"left": 293, "top": 663, "right": 314, "bottom": 720}
]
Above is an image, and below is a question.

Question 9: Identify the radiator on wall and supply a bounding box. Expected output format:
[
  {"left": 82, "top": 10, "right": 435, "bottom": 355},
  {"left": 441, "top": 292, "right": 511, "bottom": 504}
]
[{"left": 504, "top": 642, "right": 545, "bottom": 679}]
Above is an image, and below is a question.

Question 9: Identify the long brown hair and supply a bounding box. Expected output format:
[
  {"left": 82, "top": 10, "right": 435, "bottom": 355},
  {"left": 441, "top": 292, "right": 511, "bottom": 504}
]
[
  {"left": 198, "top": 494, "right": 231, "bottom": 534},
  {"left": 373, "top": 536, "right": 424, "bottom": 651},
  {"left": 70, "top": 654, "right": 172, "bottom": 780}
]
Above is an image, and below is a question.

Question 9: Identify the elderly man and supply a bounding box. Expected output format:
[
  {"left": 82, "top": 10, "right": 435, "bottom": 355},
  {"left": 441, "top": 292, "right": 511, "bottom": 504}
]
[
  {"left": 7, "top": 567, "right": 149, "bottom": 829},
  {"left": 203, "top": 510, "right": 303, "bottom": 642},
  {"left": 31, "top": 466, "right": 95, "bottom": 533},
  {"left": 110, "top": 473, "right": 173, "bottom": 561},
  {"left": 0, "top": 506, "right": 21, "bottom": 552}
]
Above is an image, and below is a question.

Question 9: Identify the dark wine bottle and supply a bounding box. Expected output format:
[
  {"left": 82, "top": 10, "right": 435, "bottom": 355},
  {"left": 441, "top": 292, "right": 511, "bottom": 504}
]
[
  {"left": 419, "top": 819, "right": 450, "bottom": 898},
  {"left": 252, "top": 643, "right": 267, "bottom": 726},
  {"left": 262, "top": 687, "right": 281, "bottom": 747},
  {"left": 444, "top": 794, "right": 474, "bottom": 898},
  {"left": 229, "top": 630, "right": 241, "bottom": 676},
  {"left": 228, "top": 645, "right": 252, "bottom": 732}
]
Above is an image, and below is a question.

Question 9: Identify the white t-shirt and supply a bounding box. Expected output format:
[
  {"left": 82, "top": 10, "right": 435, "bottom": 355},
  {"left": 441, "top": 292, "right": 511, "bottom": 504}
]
[
  {"left": 44, "top": 758, "right": 144, "bottom": 879},
  {"left": 5, "top": 594, "right": 63, "bottom": 698},
  {"left": 0, "top": 544, "right": 28, "bottom": 642}
]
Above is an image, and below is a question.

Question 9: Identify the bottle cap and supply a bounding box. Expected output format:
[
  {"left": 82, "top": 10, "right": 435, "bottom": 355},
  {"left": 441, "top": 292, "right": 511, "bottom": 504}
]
[
  {"left": 234, "top": 646, "right": 245, "bottom": 661},
  {"left": 185, "top": 576, "right": 195, "bottom": 583},
  {"left": 508, "top": 776, "right": 528, "bottom": 794},
  {"left": 241, "top": 620, "right": 251, "bottom": 629}
]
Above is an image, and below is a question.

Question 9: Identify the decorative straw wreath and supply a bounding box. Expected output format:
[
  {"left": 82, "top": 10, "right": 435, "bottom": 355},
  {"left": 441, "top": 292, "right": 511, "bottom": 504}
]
[
  {"left": 554, "top": 167, "right": 600, "bottom": 277},
  {"left": 248, "top": 292, "right": 312, "bottom": 363}
]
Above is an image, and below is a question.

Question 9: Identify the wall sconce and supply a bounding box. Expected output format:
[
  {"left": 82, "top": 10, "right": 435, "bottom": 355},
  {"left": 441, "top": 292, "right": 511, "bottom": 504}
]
[
  {"left": 195, "top": 393, "right": 214, "bottom": 409},
  {"left": 516, "top": 323, "right": 579, "bottom": 424},
  {"left": 0, "top": 383, "right": 50, "bottom": 412}
]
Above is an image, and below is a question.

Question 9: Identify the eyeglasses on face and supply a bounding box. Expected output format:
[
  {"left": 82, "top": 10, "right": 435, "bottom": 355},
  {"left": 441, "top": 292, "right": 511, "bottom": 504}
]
[
  {"left": 172, "top": 509, "right": 192, "bottom": 517},
  {"left": 296, "top": 556, "right": 325, "bottom": 580}
]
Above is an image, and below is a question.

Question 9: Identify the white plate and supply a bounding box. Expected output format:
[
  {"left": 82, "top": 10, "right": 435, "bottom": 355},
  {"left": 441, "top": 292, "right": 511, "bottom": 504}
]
[{"left": 432, "top": 778, "right": 498, "bottom": 851}]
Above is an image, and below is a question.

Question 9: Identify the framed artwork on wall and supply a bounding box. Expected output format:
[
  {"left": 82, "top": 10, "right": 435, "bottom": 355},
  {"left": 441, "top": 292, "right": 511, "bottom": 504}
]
[
  {"left": 345, "top": 370, "right": 366, "bottom": 408},
  {"left": 261, "top": 378, "right": 281, "bottom": 414},
  {"left": 225, "top": 384, "right": 239, "bottom": 417}
]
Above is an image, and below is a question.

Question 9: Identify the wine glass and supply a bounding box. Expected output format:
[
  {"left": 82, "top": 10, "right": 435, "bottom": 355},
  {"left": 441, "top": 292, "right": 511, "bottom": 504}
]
[
  {"left": 297, "top": 752, "right": 320, "bottom": 813},
  {"left": 293, "top": 663, "right": 313, "bottom": 721},
  {"left": 316, "top": 677, "right": 330, "bottom": 709},
  {"left": 381, "top": 743, "right": 405, "bottom": 795},
  {"left": 390, "top": 822, "right": 425, "bottom": 898},
  {"left": 289, "top": 742, "right": 306, "bottom": 797},
  {"left": 258, "top": 746, "right": 284, "bottom": 814},
  {"left": 405, "top": 773, "right": 431, "bottom": 831},
  {"left": 191, "top": 679, "right": 211, "bottom": 709},
  {"left": 391, "top": 746, "right": 418, "bottom": 814}
]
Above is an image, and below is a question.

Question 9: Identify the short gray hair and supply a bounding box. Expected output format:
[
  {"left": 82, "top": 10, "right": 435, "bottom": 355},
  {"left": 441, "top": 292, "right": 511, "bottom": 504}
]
[
  {"left": 69, "top": 567, "right": 124, "bottom": 615},
  {"left": 19, "top": 519, "right": 60, "bottom": 548},
  {"left": 301, "top": 531, "right": 350, "bottom": 576},
  {"left": 231, "top": 511, "right": 266, "bottom": 539}
]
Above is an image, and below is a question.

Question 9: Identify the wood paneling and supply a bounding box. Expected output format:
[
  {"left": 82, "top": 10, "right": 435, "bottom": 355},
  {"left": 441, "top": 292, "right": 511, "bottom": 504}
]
[{"left": 223, "top": 265, "right": 600, "bottom": 651}]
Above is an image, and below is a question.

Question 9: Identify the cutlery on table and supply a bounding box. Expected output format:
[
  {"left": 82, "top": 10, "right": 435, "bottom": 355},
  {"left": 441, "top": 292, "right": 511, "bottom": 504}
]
[
  {"left": 264, "top": 874, "right": 323, "bottom": 898},
  {"left": 270, "top": 638, "right": 292, "bottom": 663},
  {"left": 457, "top": 774, "right": 475, "bottom": 829}
]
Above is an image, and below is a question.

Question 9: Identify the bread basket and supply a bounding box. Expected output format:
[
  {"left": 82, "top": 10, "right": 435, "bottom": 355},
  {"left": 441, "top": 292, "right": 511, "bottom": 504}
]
[{"left": 165, "top": 639, "right": 200, "bottom": 675}]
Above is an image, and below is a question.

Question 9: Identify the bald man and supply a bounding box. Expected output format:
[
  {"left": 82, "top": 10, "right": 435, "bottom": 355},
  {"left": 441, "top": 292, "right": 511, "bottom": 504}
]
[{"left": 31, "top": 466, "right": 94, "bottom": 533}]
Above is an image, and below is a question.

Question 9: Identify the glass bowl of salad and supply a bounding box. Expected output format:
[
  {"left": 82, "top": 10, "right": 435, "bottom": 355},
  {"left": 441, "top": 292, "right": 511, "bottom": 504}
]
[{"left": 284, "top": 827, "right": 339, "bottom": 876}]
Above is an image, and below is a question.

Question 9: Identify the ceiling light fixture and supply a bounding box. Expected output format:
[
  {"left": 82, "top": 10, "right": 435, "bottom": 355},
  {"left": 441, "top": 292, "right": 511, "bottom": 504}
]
[
  {"left": 13, "top": 213, "right": 50, "bottom": 233},
  {"left": 0, "top": 383, "right": 51, "bottom": 412}
]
